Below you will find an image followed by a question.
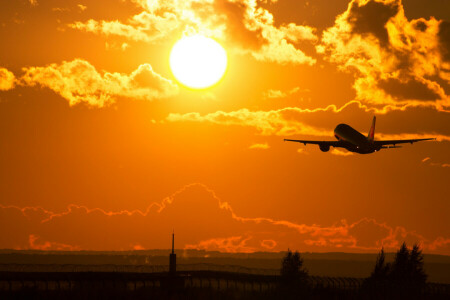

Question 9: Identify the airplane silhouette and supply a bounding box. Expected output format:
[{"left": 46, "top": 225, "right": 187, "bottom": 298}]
[{"left": 284, "top": 117, "right": 435, "bottom": 154}]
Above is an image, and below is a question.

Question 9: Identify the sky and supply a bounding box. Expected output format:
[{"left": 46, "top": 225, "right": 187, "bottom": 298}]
[{"left": 0, "top": 0, "right": 449, "bottom": 255}]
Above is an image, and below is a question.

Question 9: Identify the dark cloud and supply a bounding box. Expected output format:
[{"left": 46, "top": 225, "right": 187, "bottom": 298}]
[
  {"left": 413, "top": 20, "right": 428, "bottom": 32},
  {"left": 402, "top": 0, "right": 450, "bottom": 20},
  {"left": 259, "top": 0, "right": 350, "bottom": 31},
  {"left": 378, "top": 78, "right": 442, "bottom": 101},
  {"left": 438, "top": 21, "right": 450, "bottom": 62},
  {"left": 348, "top": 0, "right": 400, "bottom": 46},
  {"left": 191, "top": 0, "right": 266, "bottom": 50}
]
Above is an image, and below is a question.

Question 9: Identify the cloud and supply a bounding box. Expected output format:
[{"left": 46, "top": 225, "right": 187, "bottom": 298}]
[
  {"left": 249, "top": 143, "right": 270, "bottom": 149},
  {"left": 185, "top": 236, "right": 256, "bottom": 253},
  {"left": 263, "top": 87, "right": 303, "bottom": 99},
  {"left": 166, "top": 107, "right": 333, "bottom": 137},
  {"left": 428, "top": 237, "right": 450, "bottom": 251},
  {"left": 330, "top": 149, "right": 354, "bottom": 156},
  {"left": 166, "top": 103, "right": 450, "bottom": 140},
  {"left": 21, "top": 59, "right": 178, "bottom": 107},
  {"left": 69, "top": 11, "right": 179, "bottom": 43},
  {"left": 52, "top": 7, "right": 70, "bottom": 12},
  {"left": 0, "top": 183, "right": 448, "bottom": 254},
  {"left": 105, "top": 42, "right": 130, "bottom": 51},
  {"left": 78, "top": 4, "right": 87, "bottom": 11},
  {"left": 421, "top": 157, "right": 450, "bottom": 168},
  {"left": 261, "top": 239, "right": 277, "bottom": 250},
  {"left": 0, "top": 67, "right": 16, "bottom": 91},
  {"left": 297, "top": 148, "right": 308, "bottom": 155},
  {"left": 70, "top": 0, "right": 317, "bottom": 65},
  {"left": 190, "top": 0, "right": 318, "bottom": 65},
  {"left": 29, "top": 234, "right": 80, "bottom": 251},
  {"left": 319, "top": 0, "right": 450, "bottom": 111}
]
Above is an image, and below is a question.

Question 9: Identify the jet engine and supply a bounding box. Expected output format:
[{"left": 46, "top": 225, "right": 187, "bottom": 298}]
[{"left": 319, "top": 145, "right": 330, "bottom": 152}]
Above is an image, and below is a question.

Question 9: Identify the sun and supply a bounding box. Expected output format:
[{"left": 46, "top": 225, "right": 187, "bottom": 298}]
[{"left": 170, "top": 35, "right": 227, "bottom": 89}]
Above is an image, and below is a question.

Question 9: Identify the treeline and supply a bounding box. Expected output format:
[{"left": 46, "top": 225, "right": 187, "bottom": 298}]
[
  {"left": 1, "top": 244, "right": 448, "bottom": 299},
  {"left": 275, "top": 242, "right": 447, "bottom": 299},
  {"left": 362, "top": 243, "right": 427, "bottom": 299}
]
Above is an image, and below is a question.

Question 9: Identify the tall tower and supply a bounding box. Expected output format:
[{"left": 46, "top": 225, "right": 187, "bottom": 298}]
[{"left": 169, "top": 231, "right": 176, "bottom": 275}]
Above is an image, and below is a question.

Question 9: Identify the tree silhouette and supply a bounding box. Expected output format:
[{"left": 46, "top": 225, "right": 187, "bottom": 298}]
[
  {"left": 365, "top": 242, "right": 428, "bottom": 298},
  {"left": 409, "top": 244, "right": 427, "bottom": 285},
  {"left": 280, "top": 249, "right": 308, "bottom": 283},
  {"left": 281, "top": 249, "right": 308, "bottom": 279},
  {"left": 279, "top": 249, "right": 309, "bottom": 298},
  {"left": 369, "top": 247, "right": 390, "bottom": 280},
  {"left": 389, "top": 242, "right": 411, "bottom": 283},
  {"left": 388, "top": 242, "right": 427, "bottom": 287}
]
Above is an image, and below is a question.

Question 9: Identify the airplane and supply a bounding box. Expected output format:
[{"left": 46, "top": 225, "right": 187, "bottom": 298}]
[{"left": 284, "top": 117, "right": 435, "bottom": 154}]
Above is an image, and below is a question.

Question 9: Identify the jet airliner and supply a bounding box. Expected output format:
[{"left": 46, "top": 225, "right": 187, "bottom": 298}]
[{"left": 284, "top": 117, "right": 435, "bottom": 154}]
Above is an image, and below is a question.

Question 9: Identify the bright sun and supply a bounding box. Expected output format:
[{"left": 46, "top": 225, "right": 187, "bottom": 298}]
[{"left": 170, "top": 35, "right": 227, "bottom": 89}]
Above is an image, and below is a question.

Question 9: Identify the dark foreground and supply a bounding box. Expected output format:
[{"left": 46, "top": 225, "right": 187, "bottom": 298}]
[{"left": 1, "top": 270, "right": 449, "bottom": 300}]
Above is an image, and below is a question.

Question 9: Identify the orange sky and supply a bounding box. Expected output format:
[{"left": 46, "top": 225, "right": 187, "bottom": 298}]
[{"left": 0, "top": 0, "right": 449, "bottom": 255}]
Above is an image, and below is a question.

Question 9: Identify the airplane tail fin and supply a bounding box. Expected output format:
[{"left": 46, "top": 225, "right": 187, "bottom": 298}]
[{"left": 368, "top": 116, "right": 376, "bottom": 142}]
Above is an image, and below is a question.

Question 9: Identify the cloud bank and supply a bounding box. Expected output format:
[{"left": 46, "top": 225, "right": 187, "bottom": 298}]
[{"left": 0, "top": 183, "right": 448, "bottom": 254}]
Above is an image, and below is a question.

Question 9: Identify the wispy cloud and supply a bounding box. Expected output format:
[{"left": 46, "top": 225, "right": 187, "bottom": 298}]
[
  {"left": 249, "top": 143, "right": 270, "bottom": 149},
  {"left": 421, "top": 157, "right": 450, "bottom": 168},
  {"left": 166, "top": 107, "right": 333, "bottom": 137},
  {"left": 78, "top": 4, "right": 87, "bottom": 11},
  {"left": 29, "top": 234, "right": 80, "bottom": 251},
  {"left": 263, "top": 87, "right": 306, "bottom": 99},
  {"left": 166, "top": 105, "right": 450, "bottom": 140},
  {"left": 185, "top": 236, "right": 256, "bottom": 253},
  {"left": 0, "top": 183, "right": 448, "bottom": 254},
  {"left": 297, "top": 148, "right": 308, "bottom": 155}
]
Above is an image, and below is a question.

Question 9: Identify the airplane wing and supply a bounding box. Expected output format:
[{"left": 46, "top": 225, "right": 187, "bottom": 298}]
[
  {"left": 374, "top": 138, "right": 435, "bottom": 147},
  {"left": 283, "top": 139, "right": 342, "bottom": 147}
]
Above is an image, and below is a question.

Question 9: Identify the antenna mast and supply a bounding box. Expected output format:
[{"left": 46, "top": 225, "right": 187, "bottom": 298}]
[{"left": 172, "top": 230, "right": 174, "bottom": 254}]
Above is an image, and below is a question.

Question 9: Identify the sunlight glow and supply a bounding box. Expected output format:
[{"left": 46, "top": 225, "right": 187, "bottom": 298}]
[{"left": 170, "top": 35, "right": 227, "bottom": 89}]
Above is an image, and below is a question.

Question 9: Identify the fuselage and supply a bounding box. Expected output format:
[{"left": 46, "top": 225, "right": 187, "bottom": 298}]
[{"left": 334, "top": 124, "right": 380, "bottom": 154}]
